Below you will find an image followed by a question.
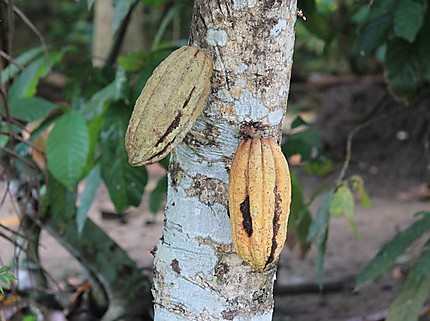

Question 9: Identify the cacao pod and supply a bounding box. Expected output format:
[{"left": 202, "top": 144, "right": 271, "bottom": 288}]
[
  {"left": 228, "top": 137, "right": 291, "bottom": 271},
  {"left": 125, "top": 46, "right": 213, "bottom": 166}
]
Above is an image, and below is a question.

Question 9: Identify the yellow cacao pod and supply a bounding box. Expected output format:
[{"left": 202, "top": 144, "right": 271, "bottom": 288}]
[
  {"left": 125, "top": 46, "right": 213, "bottom": 166},
  {"left": 228, "top": 137, "right": 292, "bottom": 271}
]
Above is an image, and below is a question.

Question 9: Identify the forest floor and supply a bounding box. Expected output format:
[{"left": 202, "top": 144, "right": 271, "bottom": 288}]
[{"left": 1, "top": 83, "right": 430, "bottom": 321}]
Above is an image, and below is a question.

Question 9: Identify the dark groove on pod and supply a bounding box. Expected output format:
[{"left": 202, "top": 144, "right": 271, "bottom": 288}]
[
  {"left": 155, "top": 112, "right": 183, "bottom": 147},
  {"left": 266, "top": 185, "right": 282, "bottom": 265},
  {"left": 240, "top": 195, "right": 253, "bottom": 237}
]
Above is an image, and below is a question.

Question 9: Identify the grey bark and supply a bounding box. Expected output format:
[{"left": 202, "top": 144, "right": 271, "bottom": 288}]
[{"left": 153, "top": 1, "right": 297, "bottom": 320}]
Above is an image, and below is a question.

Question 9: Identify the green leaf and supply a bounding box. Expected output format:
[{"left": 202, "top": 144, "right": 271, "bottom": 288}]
[
  {"left": 393, "top": 0, "right": 427, "bottom": 42},
  {"left": 1, "top": 47, "right": 44, "bottom": 84},
  {"left": 356, "top": 211, "right": 430, "bottom": 288},
  {"left": 149, "top": 175, "right": 167, "bottom": 215},
  {"left": 283, "top": 127, "right": 321, "bottom": 162},
  {"left": 47, "top": 111, "right": 90, "bottom": 189},
  {"left": 304, "top": 157, "right": 333, "bottom": 176},
  {"left": 82, "top": 112, "right": 105, "bottom": 176},
  {"left": 48, "top": 176, "right": 77, "bottom": 222},
  {"left": 114, "top": 67, "right": 128, "bottom": 100},
  {"left": 354, "top": 14, "right": 392, "bottom": 57},
  {"left": 83, "top": 83, "right": 115, "bottom": 120},
  {"left": 307, "top": 191, "right": 334, "bottom": 242},
  {"left": 112, "top": 0, "right": 137, "bottom": 33},
  {"left": 315, "top": 224, "right": 329, "bottom": 287},
  {"left": 76, "top": 164, "right": 101, "bottom": 235},
  {"left": 8, "top": 51, "right": 64, "bottom": 102},
  {"left": 100, "top": 103, "right": 147, "bottom": 212},
  {"left": 385, "top": 38, "right": 422, "bottom": 102},
  {"left": 8, "top": 97, "right": 59, "bottom": 122},
  {"left": 298, "top": 0, "right": 332, "bottom": 41},
  {"left": 386, "top": 242, "right": 430, "bottom": 321},
  {"left": 329, "top": 185, "right": 354, "bottom": 218},
  {"left": 291, "top": 116, "right": 308, "bottom": 129},
  {"left": 289, "top": 171, "right": 313, "bottom": 248},
  {"left": 350, "top": 175, "right": 372, "bottom": 209}
]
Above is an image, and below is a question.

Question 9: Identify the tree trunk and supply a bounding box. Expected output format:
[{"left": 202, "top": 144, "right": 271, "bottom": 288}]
[{"left": 152, "top": 1, "right": 297, "bottom": 320}]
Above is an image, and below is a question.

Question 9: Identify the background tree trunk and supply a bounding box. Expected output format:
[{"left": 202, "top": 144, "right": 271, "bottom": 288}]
[{"left": 152, "top": 1, "right": 297, "bottom": 320}]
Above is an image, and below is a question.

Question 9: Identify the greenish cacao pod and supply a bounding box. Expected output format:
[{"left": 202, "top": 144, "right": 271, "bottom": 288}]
[{"left": 125, "top": 46, "right": 213, "bottom": 166}]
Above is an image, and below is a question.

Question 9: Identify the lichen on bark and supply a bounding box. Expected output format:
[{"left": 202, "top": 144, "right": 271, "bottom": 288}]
[{"left": 152, "top": 1, "right": 297, "bottom": 320}]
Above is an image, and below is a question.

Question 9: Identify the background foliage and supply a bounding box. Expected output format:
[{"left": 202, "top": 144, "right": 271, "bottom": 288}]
[{"left": 0, "top": 0, "right": 429, "bottom": 320}]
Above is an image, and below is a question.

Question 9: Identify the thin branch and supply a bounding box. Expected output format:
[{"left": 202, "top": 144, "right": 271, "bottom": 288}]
[
  {"left": 2, "top": 0, "right": 48, "bottom": 57},
  {"left": 336, "top": 106, "right": 411, "bottom": 185},
  {"left": 336, "top": 91, "right": 430, "bottom": 185},
  {"left": 0, "top": 82, "right": 15, "bottom": 144},
  {"left": 0, "top": 49, "right": 25, "bottom": 71},
  {"left": 0, "top": 146, "right": 39, "bottom": 171}
]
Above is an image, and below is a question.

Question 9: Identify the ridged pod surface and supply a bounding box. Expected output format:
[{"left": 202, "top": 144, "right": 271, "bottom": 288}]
[
  {"left": 125, "top": 46, "right": 213, "bottom": 166},
  {"left": 228, "top": 137, "right": 291, "bottom": 271}
]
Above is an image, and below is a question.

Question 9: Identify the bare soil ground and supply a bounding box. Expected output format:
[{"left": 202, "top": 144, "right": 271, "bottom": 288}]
[{"left": 1, "top": 83, "right": 430, "bottom": 321}]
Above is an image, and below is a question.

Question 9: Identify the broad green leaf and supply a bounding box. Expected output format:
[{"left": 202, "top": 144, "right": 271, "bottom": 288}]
[
  {"left": 48, "top": 176, "right": 77, "bottom": 222},
  {"left": 112, "top": 0, "right": 137, "bottom": 33},
  {"left": 329, "top": 185, "right": 354, "bottom": 218},
  {"left": 149, "top": 175, "right": 167, "bottom": 215},
  {"left": 83, "top": 83, "right": 115, "bottom": 120},
  {"left": 283, "top": 127, "right": 321, "bottom": 162},
  {"left": 386, "top": 243, "right": 430, "bottom": 321},
  {"left": 100, "top": 104, "right": 147, "bottom": 212},
  {"left": 393, "top": 0, "right": 427, "bottom": 42},
  {"left": 386, "top": 38, "right": 422, "bottom": 102},
  {"left": 8, "top": 51, "right": 64, "bottom": 102},
  {"left": 76, "top": 164, "right": 101, "bottom": 235},
  {"left": 8, "top": 97, "right": 59, "bottom": 122},
  {"left": 1, "top": 47, "right": 44, "bottom": 84},
  {"left": 47, "top": 111, "right": 90, "bottom": 189},
  {"left": 354, "top": 14, "right": 392, "bottom": 57},
  {"left": 356, "top": 211, "right": 430, "bottom": 288}
]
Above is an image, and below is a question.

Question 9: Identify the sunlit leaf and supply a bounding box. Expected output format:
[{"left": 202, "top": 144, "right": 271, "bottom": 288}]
[
  {"left": 329, "top": 185, "right": 354, "bottom": 218},
  {"left": 8, "top": 51, "right": 64, "bottom": 102},
  {"left": 1, "top": 47, "right": 44, "bottom": 84}
]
